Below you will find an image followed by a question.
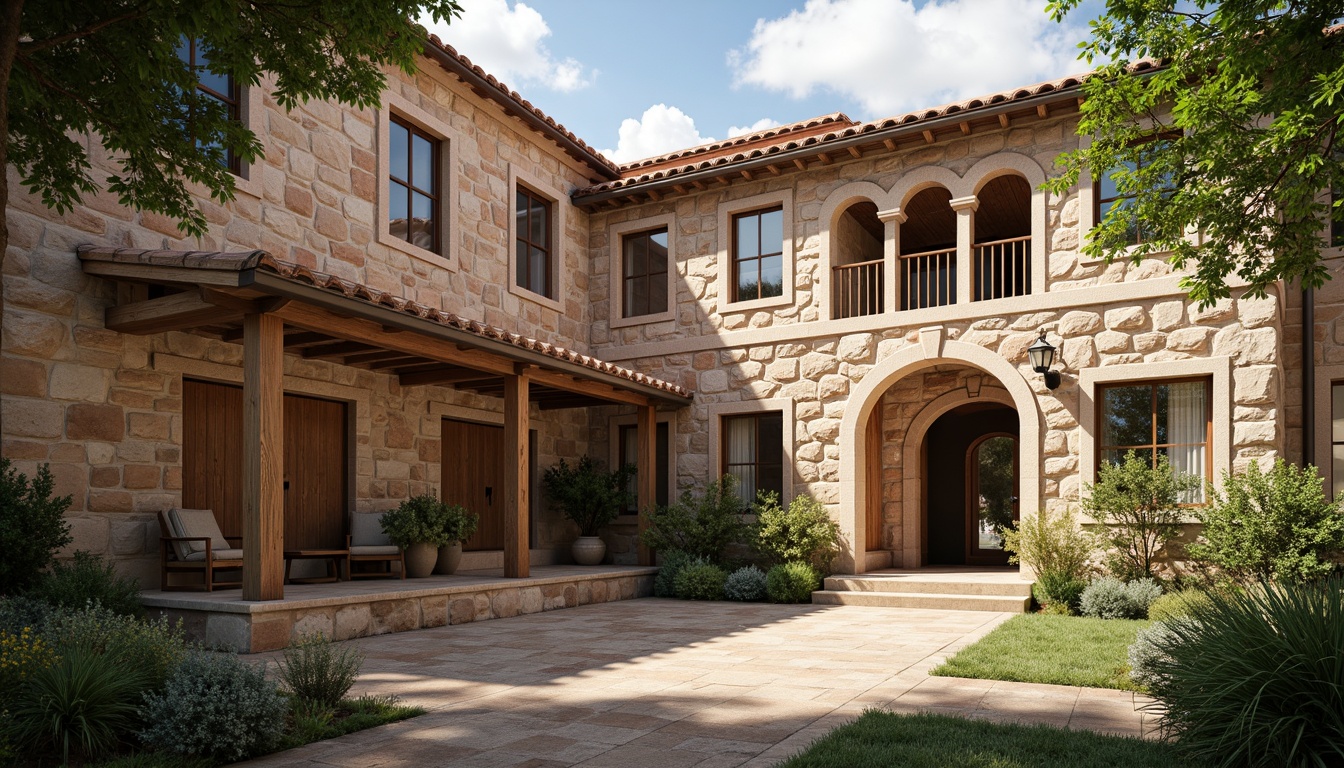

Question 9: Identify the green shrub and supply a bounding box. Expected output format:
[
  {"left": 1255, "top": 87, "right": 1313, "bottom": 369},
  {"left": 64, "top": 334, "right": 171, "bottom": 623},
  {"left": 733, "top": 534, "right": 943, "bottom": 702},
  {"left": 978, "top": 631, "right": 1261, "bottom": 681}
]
[
  {"left": 1147, "top": 589, "right": 1212, "bottom": 623},
  {"left": 28, "top": 551, "right": 143, "bottom": 616},
  {"left": 1080, "top": 576, "right": 1160, "bottom": 620},
  {"left": 139, "top": 650, "right": 288, "bottom": 763},
  {"left": 653, "top": 550, "right": 699, "bottom": 597},
  {"left": 1032, "top": 571, "right": 1087, "bottom": 613},
  {"left": 1142, "top": 577, "right": 1344, "bottom": 767},
  {"left": 0, "top": 460, "right": 73, "bottom": 595},
  {"left": 640, "top": 476, "right": 748, "bottom": 561},
  {"left": 7, "top": 641, "right": 152, "bottom": 766},
  {"left": 1190, "top": 459, "right": 1344, "bottom": 584},
  {"left": 1128, "top": 621, "right": 1175, "bottom": 689},
  {"left": 0, "top": 595, "right": 56, "bottom": 635},
  {"left": 286, "top": 696, "right": 337, "bottom": 746},
  {"left": 277, "top": 632, "right": 363, "bottom": 707},
  {"left": 1084, "top": 451, "right": 1200, "bottom": 581},
  {"left": 1002, "top": 507, "right": 1094, "bottom": 582},
  {"left": 379, "top": 494, "right": 454, "bottom": 548},
  {"left": 542, "top": 456, "right": 633, "bottom": 536},
  {"left": 723, "top": 566, "right": 767, "bottom": 602},
  {"left": 673, "top": 563, "right": 727, "bottom": 600},
  {"left": 765, "top": 562, "right": 821, "bottom": 604},
  {"left": 753, "top": 492, "right": 841, "bottom": 571},
  {"left": 42, "top": 605, "right": 187, "bottom": 692}
]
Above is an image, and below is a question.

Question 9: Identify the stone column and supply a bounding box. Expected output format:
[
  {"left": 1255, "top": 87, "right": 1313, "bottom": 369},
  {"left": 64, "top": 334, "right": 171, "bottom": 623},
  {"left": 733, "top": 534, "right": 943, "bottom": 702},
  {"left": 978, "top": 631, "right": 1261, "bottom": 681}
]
[
  {"left": 950, "top": 195, "right": 980, "bottom": 305},
  {"left": 876, "top": 206, "right": 906, "bottom": 314}
]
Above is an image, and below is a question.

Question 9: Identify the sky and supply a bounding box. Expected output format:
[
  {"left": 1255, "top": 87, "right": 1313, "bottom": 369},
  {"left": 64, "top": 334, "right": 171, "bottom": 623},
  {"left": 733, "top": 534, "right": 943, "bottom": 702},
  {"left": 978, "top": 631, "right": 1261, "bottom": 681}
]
[{"left": 419, "top": 0, "right": 1103, "bottom": 165}]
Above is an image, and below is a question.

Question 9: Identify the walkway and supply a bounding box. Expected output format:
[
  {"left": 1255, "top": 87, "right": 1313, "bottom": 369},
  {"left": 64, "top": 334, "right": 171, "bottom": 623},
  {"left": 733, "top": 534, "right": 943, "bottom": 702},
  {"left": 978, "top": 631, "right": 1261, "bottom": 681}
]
[{"left": 245, "top": 600, "right": 1156, "bottom": 767}]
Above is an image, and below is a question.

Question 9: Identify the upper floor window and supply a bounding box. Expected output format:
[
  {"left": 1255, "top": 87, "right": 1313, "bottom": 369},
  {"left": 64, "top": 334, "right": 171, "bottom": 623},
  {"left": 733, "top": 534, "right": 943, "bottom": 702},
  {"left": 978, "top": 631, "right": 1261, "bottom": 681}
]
[
  {"left": 722, "top": 412, "right": 783, "bottom": 505},
  {"left": 1094, "top": 134, "right": 1178, "bottom": 246},
  {"left": 516, "top": 185, "right": 553, "bottom": 299},
  {"left": 176, "top": 39, "right": 239, "bottom": 174},
  {"left": 388, "top": 116, "right": 441, "bottom": 254},
  {"left": 732, "top": 207, "right": 784, "bottom": 303},
  {"left": 1332, "top": 383, "right": 1344, "bottom": 498},
  {"left": 1099, "top": 377, "right": 1210, "bottom": 503},
  {"left": 622, "top": 228, "right": 669, "bottom": 318}
]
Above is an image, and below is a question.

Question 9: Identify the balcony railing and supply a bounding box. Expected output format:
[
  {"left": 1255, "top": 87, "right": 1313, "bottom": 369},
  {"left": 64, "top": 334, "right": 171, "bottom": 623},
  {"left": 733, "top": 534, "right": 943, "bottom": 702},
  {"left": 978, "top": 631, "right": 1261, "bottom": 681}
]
[
  {"left": 832, "top": 258, "right": 884, "bottom": 319},
  {"left": 973, "top": 235, "right": 1031, "bottom": 301},
  {"left": 899, "top": 247, "right": 956, "bottom": 310}
]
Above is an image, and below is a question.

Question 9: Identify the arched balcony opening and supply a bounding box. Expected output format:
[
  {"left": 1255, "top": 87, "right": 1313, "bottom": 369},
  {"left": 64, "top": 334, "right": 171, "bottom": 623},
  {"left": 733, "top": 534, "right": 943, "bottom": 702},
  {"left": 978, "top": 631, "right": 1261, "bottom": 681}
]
[
  {"left": 832, "top": 200, "right": 885, "bottom": 319},
  {"left": 900, "top": 187, "right": 956, "bottom": 310},
  {"left": 973, "top": 175, "right": 1031, "bottom": 301}
]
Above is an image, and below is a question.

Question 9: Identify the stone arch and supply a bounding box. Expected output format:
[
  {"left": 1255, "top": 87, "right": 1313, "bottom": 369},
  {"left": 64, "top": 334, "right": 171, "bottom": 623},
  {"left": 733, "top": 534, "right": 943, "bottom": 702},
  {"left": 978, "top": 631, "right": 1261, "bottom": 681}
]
[
  {"left": 836, "top": 329, "right": 1043, "bottom": 573},
  {"left": 818, "top": 181, "right": 892, "bottom": 320},
  {"left": 889, "top": 165, "right": 965, "bottom": 209}
]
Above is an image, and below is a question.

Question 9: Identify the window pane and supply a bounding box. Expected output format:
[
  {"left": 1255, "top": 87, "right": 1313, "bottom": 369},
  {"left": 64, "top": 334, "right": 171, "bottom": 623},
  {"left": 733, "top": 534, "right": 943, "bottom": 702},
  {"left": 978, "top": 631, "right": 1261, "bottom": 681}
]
[
  {"left": 628, "top": 276, "right": 648, "bottom": 317},
  {"left": 1333, "top": 384, "right": 1344, "bottom": 442},
  {"left": 199, "top": 69, "right": 231, "bottom": 99},
  {"left": 530, "top": 198, "right": 548, "bottom": 246},
  {"left": 737, "top": 260, "right": 758, "bottom": 302},
  {"left": 389, "top": 182, "right": 409, "bottom": 222},
  {"left": 1335, "top": 445, "right": 1344, "bottom": 499},
  {"left": 1102, "top": 385, "right": 1153, "bottom": 448},
  {"left": 1155, "top": 384, "right": 1169, "bottom": 445},
  {"left": 530, "top": 246, "right": 548, "bottom": 295},
  {"left": 176, "top": 37, "right": 191, "bottom": 63},
  {"left": 726, "top": 417, "right": 756, "bottom": 463},
  {"left": 736, "top": 214, "right": 758, "bottom": 259},
  {"left": 412, "top": 192, "right": 433, "bottom": 221},
  {"left": 623, "top": 238, "right": 638, "bottom": 276},
  {"left": 649, "top": 273, "right": 668, "bottom": 314},
  {"left": 390, "top": 122, "right": 409, "bottom": 181},
  {"left": 650, "top": 229, "right": 668, "bottom": 251},
  {"left": 760, "top": 255, "right": 783, "bottom": 299},
  {"left": 1166, "top": 382, "right": 1206, "bottom": 444},
  {"left": 630, "top": 234, "right": 647, "bottom": 277},
  {"left": 412, "top": 134, "right": 433, "bottom": 190},
  {"left": 760, "top": 208, "right": 783, "bottom": 255},
  {"left": 515, "top": 240, "right": 529, "bottom": 287},
  {"left": 758, "top": 414, "right": 783, "bottom": 468}
]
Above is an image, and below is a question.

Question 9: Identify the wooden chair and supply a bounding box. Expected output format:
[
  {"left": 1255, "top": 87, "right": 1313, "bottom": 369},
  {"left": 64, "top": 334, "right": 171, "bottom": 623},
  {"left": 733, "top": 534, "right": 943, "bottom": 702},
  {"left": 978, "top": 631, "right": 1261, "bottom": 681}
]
[
  {"left": 158, "top": 508, "right": 244, "bottom": 591},
  {"left": 346, "top": 512, "right": 405, "bottom": 580}
]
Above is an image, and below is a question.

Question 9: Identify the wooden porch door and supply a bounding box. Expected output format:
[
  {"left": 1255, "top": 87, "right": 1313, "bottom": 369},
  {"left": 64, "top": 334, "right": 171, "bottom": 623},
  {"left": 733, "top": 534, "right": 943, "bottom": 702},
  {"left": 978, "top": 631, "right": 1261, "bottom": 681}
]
[
  {"left": 183, "top": 380, "right": 348, "bottom": 550},
  {"left": 441, "top": 418, "right": 506, "bottom": 551}
]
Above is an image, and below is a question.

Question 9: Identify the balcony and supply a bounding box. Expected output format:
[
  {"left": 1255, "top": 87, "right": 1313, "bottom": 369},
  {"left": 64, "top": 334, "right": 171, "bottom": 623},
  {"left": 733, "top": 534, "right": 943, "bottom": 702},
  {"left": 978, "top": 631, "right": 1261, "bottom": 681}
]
[
  {"left": 973, "top": 235, "right": 1031, "bottom": 301},
  {"left": 900, "top": 247, "right": 956, "bottom": 310},
  {"left": 832, "top": 258, "right": 885, "bottom": 319}
]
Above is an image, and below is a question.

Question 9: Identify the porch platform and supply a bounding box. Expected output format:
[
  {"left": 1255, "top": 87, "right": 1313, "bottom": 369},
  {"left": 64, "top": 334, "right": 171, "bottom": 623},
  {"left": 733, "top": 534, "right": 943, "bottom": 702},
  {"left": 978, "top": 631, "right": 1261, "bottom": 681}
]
[
  {"left": 815, "top": 567, "right": 1034, "bottom": 613},
  {"left": 143, "top": 565, "right": 657, "bottom": 653}
]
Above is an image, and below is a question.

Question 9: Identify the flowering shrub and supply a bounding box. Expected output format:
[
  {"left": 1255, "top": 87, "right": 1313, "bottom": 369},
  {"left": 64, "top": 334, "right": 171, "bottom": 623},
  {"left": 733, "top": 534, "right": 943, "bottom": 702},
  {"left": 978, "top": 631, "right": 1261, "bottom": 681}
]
[
  {"left": 0, "top": 627, "right": 57, "bottom": 690},
  {"left": 140, "top": 651, "right": 287, "bottom": 762}
]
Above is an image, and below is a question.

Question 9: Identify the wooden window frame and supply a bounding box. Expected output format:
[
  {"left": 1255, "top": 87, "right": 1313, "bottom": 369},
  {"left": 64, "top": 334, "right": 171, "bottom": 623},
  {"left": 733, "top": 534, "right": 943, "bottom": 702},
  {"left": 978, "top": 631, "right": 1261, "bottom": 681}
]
[
  {"left": 388, "top": 114, "right": 442, "bottom": 255},
  {"left": 1331, "top": 380, "right": 1344, "bottom": 497},
  {"left": 621, "top": 226, "right": 670, "bottom": 318},
  {"left": 515, "top": 184, "right": 554, "bottom": 299},
  {"left": 616, "top": 421, "right": 670, "bottom": 514},
  {"left": 1096, "top": 375, "right": 1213, "bottom": 497},
  {"left": 731, "top": 205, "right": 785, "bottom": 303},
  {"left": 720, "top": 411, "right": 785, "bottom": 505},
  {"left": 1092, "top": 132, "right": 1180, "bottom": 247},
  {"left": 179, "top": 38, "right": 241, "bottom": 175}
]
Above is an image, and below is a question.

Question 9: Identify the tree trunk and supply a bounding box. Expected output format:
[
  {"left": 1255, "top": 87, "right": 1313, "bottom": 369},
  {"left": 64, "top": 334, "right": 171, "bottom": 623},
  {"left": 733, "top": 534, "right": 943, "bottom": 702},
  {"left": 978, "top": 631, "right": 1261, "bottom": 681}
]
[{"left": 0, "top": 0, "right": 24, "bottom": 447}]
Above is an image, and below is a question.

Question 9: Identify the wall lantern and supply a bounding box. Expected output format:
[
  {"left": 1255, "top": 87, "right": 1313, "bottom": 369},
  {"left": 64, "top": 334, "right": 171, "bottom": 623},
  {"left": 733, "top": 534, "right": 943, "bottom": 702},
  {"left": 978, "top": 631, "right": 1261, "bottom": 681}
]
[{"left": 1027, "top": 332, "right": 1061, "bottom": 390}]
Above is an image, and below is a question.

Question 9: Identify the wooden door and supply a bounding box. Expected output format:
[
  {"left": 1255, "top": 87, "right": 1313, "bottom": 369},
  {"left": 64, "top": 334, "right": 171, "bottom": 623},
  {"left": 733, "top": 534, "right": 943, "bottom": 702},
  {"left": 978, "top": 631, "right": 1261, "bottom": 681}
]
[
  {"left": 183, "top": 380, "right": 348, "bottom": 550},
  {"left": 441, "top": 418, "right": 505, "bottom": 551}
]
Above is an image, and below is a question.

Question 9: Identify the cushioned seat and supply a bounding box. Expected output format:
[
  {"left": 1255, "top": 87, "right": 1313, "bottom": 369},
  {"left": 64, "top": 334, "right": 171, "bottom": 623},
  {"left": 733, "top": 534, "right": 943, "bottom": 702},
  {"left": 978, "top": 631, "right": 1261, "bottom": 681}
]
[
  {"left": 158, "top": 508, "right": 244, "bottom": 591},
  {"left": 346, "top": 512, "right": 404, "bottom": 580},
  {"left": 349, "top": 545, "right": 400, "bottom": 556},
  {"left": 183, "top": 548, "right": 244, "bottom": 561}
]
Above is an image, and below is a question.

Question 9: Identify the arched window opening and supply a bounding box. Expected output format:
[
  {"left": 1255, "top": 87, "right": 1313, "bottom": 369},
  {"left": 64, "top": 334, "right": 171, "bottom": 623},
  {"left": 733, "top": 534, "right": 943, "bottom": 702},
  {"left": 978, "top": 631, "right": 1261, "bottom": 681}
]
[
  {"left": 974, "top": 175, "right": 1031, "bottom": 301},
  {"left": 832, "top": 200, "right": 884, "bottom": 319},
  {"left": 900, "top": 187, "right": 956, "bottom": 310}
]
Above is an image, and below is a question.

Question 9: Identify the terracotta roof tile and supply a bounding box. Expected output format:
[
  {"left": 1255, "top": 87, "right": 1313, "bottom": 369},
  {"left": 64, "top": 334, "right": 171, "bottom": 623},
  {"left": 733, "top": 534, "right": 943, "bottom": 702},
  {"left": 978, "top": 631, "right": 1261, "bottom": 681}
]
[
  {"left": 77, "top": 246, "right": 690, "bottom": 400},
  {"left": 617, "top": 113, "right": 857, "bottom": 171}
]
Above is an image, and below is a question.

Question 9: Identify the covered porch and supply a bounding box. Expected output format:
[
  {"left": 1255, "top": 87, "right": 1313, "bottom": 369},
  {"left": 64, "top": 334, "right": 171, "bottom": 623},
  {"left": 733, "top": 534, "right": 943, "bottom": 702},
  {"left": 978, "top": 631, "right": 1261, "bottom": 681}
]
[{"left": 79, "top": 247, "right": 692, "bottom": 602}]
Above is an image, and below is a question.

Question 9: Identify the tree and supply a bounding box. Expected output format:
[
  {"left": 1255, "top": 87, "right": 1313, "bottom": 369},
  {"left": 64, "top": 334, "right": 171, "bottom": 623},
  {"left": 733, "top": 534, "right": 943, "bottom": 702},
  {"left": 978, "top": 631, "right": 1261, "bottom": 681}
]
[
  {"left": 1044, "top": 1, "right": 1344, "bottom": 306},
  {"left": 0, "top": 0, "right": 461, "bottom": 434},
  {"left": 1083, "top": 450, "right": 1201, "bottom": 581}
]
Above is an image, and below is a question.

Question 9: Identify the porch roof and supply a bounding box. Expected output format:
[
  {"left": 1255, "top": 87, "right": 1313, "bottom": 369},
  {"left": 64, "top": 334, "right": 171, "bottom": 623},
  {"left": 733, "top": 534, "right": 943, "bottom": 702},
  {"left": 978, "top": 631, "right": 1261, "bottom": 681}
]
[{"left": 78, "top": 246, "right": 692, "bottom": 409}]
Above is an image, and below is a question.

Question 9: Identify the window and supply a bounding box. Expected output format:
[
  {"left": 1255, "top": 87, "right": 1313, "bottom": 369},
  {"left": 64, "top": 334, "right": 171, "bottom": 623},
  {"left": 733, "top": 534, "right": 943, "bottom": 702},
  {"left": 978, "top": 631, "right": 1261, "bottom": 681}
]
[
  {"left": 388, "top": 116, "right": 441, "bottom": 254},
  {"left": 1094, "top": 135, "right": 1177, "bottom": 246},
  {"left": 617, "top": 422, "right": 670, "bottom": 513},
  {"left": 1098, "top": 377, "right": 1210, "bottom": 502},
  {"left": 732, "top": 206, "right": 784, "bottom": 302},
  {"left": 622, "top": 228, "right": 669, "bottom": 318},
  {"left": 1332, "top": 383, "right": 1344, "bottom": 498},
  {"left": 515, "top": 185, "right": 553, "bottom": 298},
  {"left": 721, "top": 412, "right": 783, "bottom": 505},
  {"left": 176, "top": 38, "right": 240, "bottom": 174}
]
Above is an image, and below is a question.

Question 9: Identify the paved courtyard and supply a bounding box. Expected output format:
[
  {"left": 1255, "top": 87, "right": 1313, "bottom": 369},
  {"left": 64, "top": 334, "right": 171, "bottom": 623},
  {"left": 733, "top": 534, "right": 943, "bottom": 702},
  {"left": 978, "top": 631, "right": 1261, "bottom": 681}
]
[{"left": 245, "top": 599, "right": 1157, "bottom": 767}]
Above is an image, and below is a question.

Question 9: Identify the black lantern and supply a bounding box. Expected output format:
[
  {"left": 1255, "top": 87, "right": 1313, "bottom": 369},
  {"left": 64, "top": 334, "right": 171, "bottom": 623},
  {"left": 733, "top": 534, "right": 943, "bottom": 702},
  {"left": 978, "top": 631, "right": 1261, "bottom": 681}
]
[{"left": 1027, "top": 332, "right": 1061, "bottom": 390}]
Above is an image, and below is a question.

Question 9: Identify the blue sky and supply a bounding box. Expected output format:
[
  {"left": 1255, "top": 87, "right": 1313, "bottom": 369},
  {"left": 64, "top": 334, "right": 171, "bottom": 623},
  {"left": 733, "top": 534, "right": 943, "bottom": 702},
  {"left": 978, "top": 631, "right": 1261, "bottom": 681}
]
[{"left": 420, "top": 0, "right": 1102, "bottom": 164}]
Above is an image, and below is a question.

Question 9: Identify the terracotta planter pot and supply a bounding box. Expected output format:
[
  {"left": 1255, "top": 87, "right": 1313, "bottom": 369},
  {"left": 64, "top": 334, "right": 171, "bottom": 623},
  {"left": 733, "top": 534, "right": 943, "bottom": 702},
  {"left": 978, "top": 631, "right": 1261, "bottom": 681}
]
[
  {"left": 404, "top": 542, "right": 438, "bottom": 578},
  {"left": 571, "top": 536, "right": 606, "bottom": 566},
  {"left": 435, "top": 541, "right": 463, "bottom": 575}
]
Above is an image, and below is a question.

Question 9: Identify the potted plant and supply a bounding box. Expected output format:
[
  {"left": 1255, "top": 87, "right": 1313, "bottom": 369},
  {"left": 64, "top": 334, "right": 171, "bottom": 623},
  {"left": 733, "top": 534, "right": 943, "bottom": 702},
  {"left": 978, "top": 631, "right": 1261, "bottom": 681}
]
[
  {"left": 542, "top": 456, "right": 634, "bottom": 565},
  {"left": 380, "top": 495, "right": 453, "bottom": 578},
  {"left": 434, "top": 504, "right": 479, "bottom": 575}
]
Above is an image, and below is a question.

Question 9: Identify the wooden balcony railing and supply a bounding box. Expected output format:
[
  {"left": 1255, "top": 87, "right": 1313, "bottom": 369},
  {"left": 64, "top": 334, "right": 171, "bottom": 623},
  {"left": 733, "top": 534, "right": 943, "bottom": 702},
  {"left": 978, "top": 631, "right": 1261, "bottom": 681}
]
[
  {"left": 973, "top": 235, "right": 1031, "bottom": 301},
  {"left": 899, "top": 247, "right": 956, "bottom": 310},
  {"left": 832, "top": 258, "right": 884, "bottom": 319}
]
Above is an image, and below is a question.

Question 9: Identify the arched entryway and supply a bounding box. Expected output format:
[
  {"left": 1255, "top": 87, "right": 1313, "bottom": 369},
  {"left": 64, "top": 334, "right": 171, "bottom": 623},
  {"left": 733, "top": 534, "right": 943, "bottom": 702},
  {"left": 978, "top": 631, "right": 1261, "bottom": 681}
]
[{"left": 924, "top": 403, "right": 1019, "bottom": 566}]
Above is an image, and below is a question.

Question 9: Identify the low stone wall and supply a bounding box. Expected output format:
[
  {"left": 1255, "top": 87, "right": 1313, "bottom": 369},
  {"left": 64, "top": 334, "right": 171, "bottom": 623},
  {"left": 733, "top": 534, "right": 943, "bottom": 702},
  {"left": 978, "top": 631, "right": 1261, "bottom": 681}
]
[{"left": 145, "top": 568, "right": 656, "bottom": 653}]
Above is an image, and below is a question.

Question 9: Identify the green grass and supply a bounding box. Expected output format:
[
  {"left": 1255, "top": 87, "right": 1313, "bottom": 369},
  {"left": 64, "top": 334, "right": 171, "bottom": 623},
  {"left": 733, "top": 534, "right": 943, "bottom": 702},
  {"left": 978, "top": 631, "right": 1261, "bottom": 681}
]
[
  {"left": 777, "top": 710, "right": 1189, "bottom": 768},
  {"left": 931, "top": 614, "right": 1149, "bottom": 691}
]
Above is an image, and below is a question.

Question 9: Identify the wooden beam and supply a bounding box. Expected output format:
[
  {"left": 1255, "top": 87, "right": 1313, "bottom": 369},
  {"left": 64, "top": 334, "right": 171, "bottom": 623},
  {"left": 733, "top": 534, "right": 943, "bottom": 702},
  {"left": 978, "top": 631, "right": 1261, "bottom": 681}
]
[
  {"left": 765, "top": 164, "right": 781, "bottom": 176},
  {"left": 691, "top": 179, "right": 707, "bottom": 190},
  {"left": 399, "top": 367, "right": 498, "bottom": 387},
  {"left": 847, "top": 146, "right": 862, "bottom": 159},
  {"left": 280, "top": 331, "right": 336, "bottom": 348},
  {"left": 793, "top": 158, "right": 808, "bottom": 171},
  {"left": 106, "top": 290, "right": 243, "bottom": 335},
  {"left": 922, "top": 129, "right": 935, "bottom": 144},
  {"left": 816, "top": 152, "right": 832, "bottom": 165},
  {"left": 998, "top": 113, "right": 1011, "bottom": 129},
  {"left": 527, "top": 368, "right": 650, "bottom": 407},
  {"left": 302, "top": 341, "right": 376, "bottom": 359},
  {"left": 647, "top": 188, "right": 662, "bottom": 201},
  {"left": 342, "top": 349, "right": 418, "bottom": 366},
  {"left": 740, "top": 169, "right": 753, "bottom": 181},
  {"left": 1037, "top": 104, "right": 1050, "bottom": 119},
  {"left": 883, "top": 138, "right": 897, "bottom": 151},
  {"left": 242, "top": 313, "right": 285, "bottom": 601},
  {"left": 672, "top": 184, "right": 688, "bottom": 194},
  {"left": 503, "top": 371, "right": 530, "bottom": 578},
  {"left": 959, "top": 121, "right": 971, "bottom": 136},
  {"left": 366, "top": 355, "right": 433, "bottom": 370},
  {"left": 713, "top": 175, "right": 730, "bottom": 186},
  {"left": 636, "top": 405, "right": 656, "bottom": 567}
]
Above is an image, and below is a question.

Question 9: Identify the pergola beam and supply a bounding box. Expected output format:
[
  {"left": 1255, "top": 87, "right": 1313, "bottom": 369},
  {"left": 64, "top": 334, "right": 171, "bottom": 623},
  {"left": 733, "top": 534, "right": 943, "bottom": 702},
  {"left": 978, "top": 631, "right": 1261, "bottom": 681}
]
[
  {"left": 636, "top": 405, "right": 656, "bottom": 566},
  {"left": 241, "top": 313, "right": 285, "bottom": 601},
  {"left": 503, "top": 370, "right": 531, "bottom": 578}
]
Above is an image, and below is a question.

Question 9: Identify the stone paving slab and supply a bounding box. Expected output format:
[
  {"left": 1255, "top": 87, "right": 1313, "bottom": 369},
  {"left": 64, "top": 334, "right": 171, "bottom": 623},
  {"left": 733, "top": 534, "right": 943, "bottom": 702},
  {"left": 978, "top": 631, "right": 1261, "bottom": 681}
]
[{"left": 243, "top": 599, "right": 1158, "bottom": 768}]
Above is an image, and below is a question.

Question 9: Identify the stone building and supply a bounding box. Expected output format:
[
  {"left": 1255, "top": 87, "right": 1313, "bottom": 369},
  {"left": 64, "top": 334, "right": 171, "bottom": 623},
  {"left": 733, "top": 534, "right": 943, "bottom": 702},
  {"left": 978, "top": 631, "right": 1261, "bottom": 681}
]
[{"left": 0, "top": 36, "right": 1327, "bottom": 595}]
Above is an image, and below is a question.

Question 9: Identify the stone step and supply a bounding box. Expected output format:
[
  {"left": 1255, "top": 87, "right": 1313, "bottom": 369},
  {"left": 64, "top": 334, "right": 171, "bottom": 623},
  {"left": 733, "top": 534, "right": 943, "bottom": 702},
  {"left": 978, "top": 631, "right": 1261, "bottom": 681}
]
[
  {"left": 823, "top": 575, "right": 1033, "bottom": 597},
  {"left": 811, "top": 590, "right": 1031, "bottom": 612}
]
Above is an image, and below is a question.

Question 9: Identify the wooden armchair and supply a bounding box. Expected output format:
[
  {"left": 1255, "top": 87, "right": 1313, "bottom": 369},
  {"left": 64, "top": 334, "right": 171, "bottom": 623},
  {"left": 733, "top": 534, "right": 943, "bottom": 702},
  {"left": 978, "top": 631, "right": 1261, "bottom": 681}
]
[
  {"left": 346, "top": 512, "right": 405, "bottom": 580},
  {"left": 158, "top": 508, "right": 244, "bottom": 592}
]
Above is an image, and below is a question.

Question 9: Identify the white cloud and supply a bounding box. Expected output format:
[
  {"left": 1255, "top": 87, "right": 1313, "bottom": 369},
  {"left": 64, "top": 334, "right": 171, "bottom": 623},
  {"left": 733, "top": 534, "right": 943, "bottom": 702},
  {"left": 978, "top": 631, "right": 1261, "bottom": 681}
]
[
  {"left": 600, "top": 106, "right": 781, "bottom": 164},
  {"left": 419, "top": 0, "right": 594, "bottom": 92},
  {"left": 729, "top": 0, "right": 1086, "bottom": 118}
]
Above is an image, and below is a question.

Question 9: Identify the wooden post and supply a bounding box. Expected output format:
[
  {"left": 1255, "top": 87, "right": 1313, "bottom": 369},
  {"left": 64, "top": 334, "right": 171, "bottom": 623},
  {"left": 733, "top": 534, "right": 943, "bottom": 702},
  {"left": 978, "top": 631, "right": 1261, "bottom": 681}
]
[
  {"left": 242, "top": 313, "right": 285, "bottom": 601},
  {"left": 636, "top": 404, "right": 657, "bottom": 566},
  {"left": 503, "top": 369, "right": 530, "bottom": 578}
]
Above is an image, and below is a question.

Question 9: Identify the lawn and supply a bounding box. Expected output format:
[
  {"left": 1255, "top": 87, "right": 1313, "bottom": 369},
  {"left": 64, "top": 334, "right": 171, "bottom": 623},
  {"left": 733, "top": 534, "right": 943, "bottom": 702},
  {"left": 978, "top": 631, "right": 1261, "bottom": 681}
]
[
  {"left": 931, "top": 613, "right": 1149, "bottom": 691},
  {"left": 777, "top": 710, "right": 1187, "bottom": 768}
]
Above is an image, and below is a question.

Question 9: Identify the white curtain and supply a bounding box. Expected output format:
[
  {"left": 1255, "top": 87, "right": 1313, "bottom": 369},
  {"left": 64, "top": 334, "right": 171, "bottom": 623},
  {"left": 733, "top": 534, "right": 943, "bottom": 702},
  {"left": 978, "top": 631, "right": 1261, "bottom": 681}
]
[
  {"left": 1167, "top": 382, "right": 1207, "bottom": 503},
  {"left": 725, "top": 417, "right": 757, "bottom": 501}
]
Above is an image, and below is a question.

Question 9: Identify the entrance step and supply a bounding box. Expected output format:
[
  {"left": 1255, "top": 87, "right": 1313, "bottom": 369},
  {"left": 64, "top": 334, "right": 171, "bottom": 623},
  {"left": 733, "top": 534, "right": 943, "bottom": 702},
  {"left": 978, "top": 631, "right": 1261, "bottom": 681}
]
[{"left": 814, "top": 568, "right": 1033, "bottom": 613}]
